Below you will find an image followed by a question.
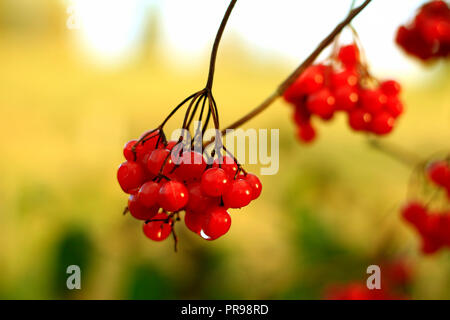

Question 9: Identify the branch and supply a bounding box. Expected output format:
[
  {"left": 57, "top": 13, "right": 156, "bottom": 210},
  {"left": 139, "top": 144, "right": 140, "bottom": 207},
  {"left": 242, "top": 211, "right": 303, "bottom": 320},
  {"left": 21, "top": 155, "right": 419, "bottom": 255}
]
[
  {"left": 368, "top": 138, "right": 422, "bottom": 167},
  {"left": 206, "top": 0, "right": 238, "bottom": 90},
  {"left": 204, "top": 0, "right": 372, "bottom": 147}
]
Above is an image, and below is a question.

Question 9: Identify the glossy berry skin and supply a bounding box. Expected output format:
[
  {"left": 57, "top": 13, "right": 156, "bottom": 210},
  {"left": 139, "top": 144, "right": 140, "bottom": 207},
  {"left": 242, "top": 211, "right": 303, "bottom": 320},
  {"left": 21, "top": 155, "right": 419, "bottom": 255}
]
[
  {"left": 137, "top": 181, "right": 160, "bottom": 207},
  {"left": 334, "top": 85, "right": 358, "bottom": 111},
  {"left": 297, "top": 122, "right": 317, "bottom": 143},
  {"left": 223, "top": 179, "right": 253, "bottom": 209},
  {"left": 306, "top": 88, "right": 336, "bottom": 120},
  {"left": 184, "top": 210, "right": 206, "bottom": 234},
  {"left": 283, "top": 65, "right": 325, "bottom": 103},
  {"left": 348, "top": 110, "right": 371, "bottom": 131},
  {"left": 371, "top": 112, "right": 395, "bottom": 135},
  {"left": 381, "top": 80, "right": 402, "bottom": 96},
  {"left": 117, "top": 161, "right": 145, "bottom": 194},
  {"left": 385, "top": 96, "right": 404, "bottom": 118},
  {"left": 143, "top": 213, "right": 172, "bottom": 241},
  {"left": 158, "top": 181, "right": 189, "bottom": 212},
  {"left": 135, "top": 131, "right": 164, "bottom": 161},
  {"left": 147, "top": 148, "right": 174, "bottom": 176},
  {"left": 338, "top": 44, "right": 360, "bottom": 67},
  {"left": 201, "top": 167, "right": 229, "bottom": 197},
  {"left": 202, "top": 207, "right": 231, "bottom": 239},
  {"left": 427, "top": 162, "right": 450, "bottom": 187},
  {"left": 186, "top": 182, "right": 220, "bottom": 214},
  {"left": 213, "top": 156, "right": 238, "bottom": 180},
  {"left": 330, "top": 69, "right": 359, "bottom": 88},
  {"left": 175, "top": 151, "right": 207, "bottom": 182},
  {"left": 360, "top": 89, "right": 387, "bottom": 114},
  {"left": 165, "top": 140, "right": 179, "bottom": 150},
  {"left": 128, "top": 194, "right": 158, "bottom": 220},
  {"left": 243, "top": 173, "right": 262, "bottom": 200},
  {"left": 123, "top": 140, "right": 138, "bottom": 161}
]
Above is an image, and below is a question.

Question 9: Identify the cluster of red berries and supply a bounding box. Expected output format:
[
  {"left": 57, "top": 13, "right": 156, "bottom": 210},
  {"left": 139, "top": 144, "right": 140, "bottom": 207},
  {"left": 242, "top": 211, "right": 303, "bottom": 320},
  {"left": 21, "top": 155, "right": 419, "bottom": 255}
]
[
  {"left": 401, "top": 161, "right": 450, "bottom": 254},
  {"left": 396, "top": 0, "right": 450, "bottom": 61},
  {"left": 117, "top": 130, "right": 262, "bottom": 243},
  {"left": 283, "top": 43, "right": 404, "bottom": 143}
]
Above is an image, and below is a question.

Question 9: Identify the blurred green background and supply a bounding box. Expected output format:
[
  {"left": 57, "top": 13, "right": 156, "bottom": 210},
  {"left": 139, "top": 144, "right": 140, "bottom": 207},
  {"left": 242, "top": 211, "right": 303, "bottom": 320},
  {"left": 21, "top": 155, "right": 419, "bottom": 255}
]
[{"left": 0, "top": 0, "right": 449, "bottom": 299}]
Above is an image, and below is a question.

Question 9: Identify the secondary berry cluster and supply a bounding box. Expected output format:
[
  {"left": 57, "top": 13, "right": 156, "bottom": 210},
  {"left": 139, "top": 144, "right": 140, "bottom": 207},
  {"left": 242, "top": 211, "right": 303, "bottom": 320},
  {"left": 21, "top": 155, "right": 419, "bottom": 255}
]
[
  {"left": 283, "top": 42, "right": 404, "bottom": 143},
  {"left": 396, "top": 0, "right": 450, "bottom": 61},
  {"left": 401, "top": 160, "right": 450, "bottom": 254}
]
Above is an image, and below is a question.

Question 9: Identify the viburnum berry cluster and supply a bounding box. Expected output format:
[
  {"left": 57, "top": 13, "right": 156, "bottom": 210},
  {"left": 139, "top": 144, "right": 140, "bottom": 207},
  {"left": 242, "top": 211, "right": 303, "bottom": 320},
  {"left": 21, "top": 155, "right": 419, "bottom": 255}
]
[
  {"left": 396, "top": 0, "right": 450, "bottom": 61},
  {"left": 118, "top": 132, "right": 262, "bottom": 248},
  {"left": 119, "top": 136, "right": 262, "bottom": 246},
  {"left": 401, "top": 160, "right": 450, "bottom": 254},
  {"left": 116, "top": 0, "right": 262, "bottom": 250},
  {"left": 283, "top": 41, "right": 404, "bottom": 143}
]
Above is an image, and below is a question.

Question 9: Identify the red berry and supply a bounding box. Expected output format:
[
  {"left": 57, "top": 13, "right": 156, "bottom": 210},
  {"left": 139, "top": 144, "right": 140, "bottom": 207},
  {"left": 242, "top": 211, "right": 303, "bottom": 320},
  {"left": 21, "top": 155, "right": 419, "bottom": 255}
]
[
  {"left": 136, "top": 131, "right": 163, "bottom": 161},
  {"left": 143, "top": 213, "right": 172, "bottom": 241},
  {"left": 158, "top": 181, "right": 189, "bottom": 212},
  {"left": 306, "top": 88, "right": 336, "bottom": 120},
  {"left": 380, "top": 80, "right": 402, "bottom": 96},
  {"left": 297, "top": 122, "right": 317, "bottom": 143},
  {"left": 360, "top": 89, "right": 387, "bottom": 114},
  {"left": 128, "top": 194, "right": 158, "bottom": 220},
  {"left": 401, "top": 202, "right": 427, "bottom": 226},
  {"left": 243, "top": 173, "right": 262, "bottom": 200},
  {"left": 334, "top": 85, "right": 359, "bottom": 111},
  {"left": 213, "top": 156, "right": 238, "bottom": 180},
  {"left": 184, "top": 210, "right": 206, "bottom": 234},
  {"left": 371, "top": 112, "right": 395, "bottom": 135},
  {"left": 284, "top": 65, "right": 325, "bottom": 103},
  {"left": 421, "top": 1, "right": 449, "bottom": 17},
  {"left": 293, "top": 102, "right": 311, "bottom": 126},
  {"left": 201, "top": 167, "right": 230, "bottom": 197},
  {"left": 165, "top": 140, "right": 179, "bottom": 150},
  {"left": 427, "top": 161, "right": 450, "bottom": 187},
  {"left": 175, "top": 151, "right": 207, "bottom": 182},
  {"left": 223, "top": 179, "right": 253, "bottom": 209},
  {"left": 123, "top": 140, "right": 138, "bottom": 161},
  {"left": 117, "top": 161, "right": 145, "bottom": 194},
  {"left": 137, "top": 181, "right": 160, "bottom": 207},
  {"left": 338, "top": 44, "right": 360, "bottom": 67},
  {"left": 202, "top": 207, "right": 231, "bottom": 239},
  {"left": 348, "top": 109, "right": 371, "bottom": 131},
  {"left": 330, "top": 69, "right": 359, "bottom": 88},
  {"left": 186, "top": 182, "right": 220, "bottom": 214},
  {"left": 385, "top": 96, "right": 404, "bottom": 118},
  {"left": 147, "top": 148, "right": 175, "bottom": 176},
  {"left": 421, "top": 236, "right": 442, "bottom": 255}
]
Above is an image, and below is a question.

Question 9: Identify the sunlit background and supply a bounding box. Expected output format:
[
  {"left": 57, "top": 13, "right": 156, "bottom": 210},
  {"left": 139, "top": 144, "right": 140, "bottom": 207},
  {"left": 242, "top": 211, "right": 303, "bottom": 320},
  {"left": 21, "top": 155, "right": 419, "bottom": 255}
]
[{"left": 0, "top": 0, "right": 449, "bottom": 299}]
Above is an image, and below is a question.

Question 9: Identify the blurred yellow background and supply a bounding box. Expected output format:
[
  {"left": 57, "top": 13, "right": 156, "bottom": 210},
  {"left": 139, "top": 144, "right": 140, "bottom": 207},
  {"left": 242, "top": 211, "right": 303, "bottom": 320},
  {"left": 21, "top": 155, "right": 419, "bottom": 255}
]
[{"left": 0, "top": 0, "right": 449, "bottom": 299}]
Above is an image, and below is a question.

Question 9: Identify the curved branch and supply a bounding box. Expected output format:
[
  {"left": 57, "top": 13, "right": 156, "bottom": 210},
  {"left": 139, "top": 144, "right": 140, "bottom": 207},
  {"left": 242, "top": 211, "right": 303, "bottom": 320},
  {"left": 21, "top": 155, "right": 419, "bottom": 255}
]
[{"left": 204, "top": 0, "right": 372, "bottom": 147}]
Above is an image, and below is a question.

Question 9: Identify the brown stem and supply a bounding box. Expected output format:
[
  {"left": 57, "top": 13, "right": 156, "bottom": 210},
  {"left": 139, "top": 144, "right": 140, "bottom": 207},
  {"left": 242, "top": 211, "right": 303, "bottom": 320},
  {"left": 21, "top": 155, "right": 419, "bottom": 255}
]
[
  {"left": 203, "top": 0, "right": 372, "bottom": 148},
  {"left": 206, "top": 0, "right": 238, "bottom": 90},
  {"left": 368, "top": 138, "right": 422, "bottom": 167}
]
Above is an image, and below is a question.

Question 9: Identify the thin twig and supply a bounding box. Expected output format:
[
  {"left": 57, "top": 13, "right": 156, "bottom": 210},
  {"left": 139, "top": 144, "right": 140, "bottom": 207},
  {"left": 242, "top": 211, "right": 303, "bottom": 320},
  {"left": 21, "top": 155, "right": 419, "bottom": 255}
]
[
  {"left": 206, "top": 0, "right": 238, "bottom": 90},
  {"left": 368, "top": 137, "right": 422, "bottom": 166}
]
